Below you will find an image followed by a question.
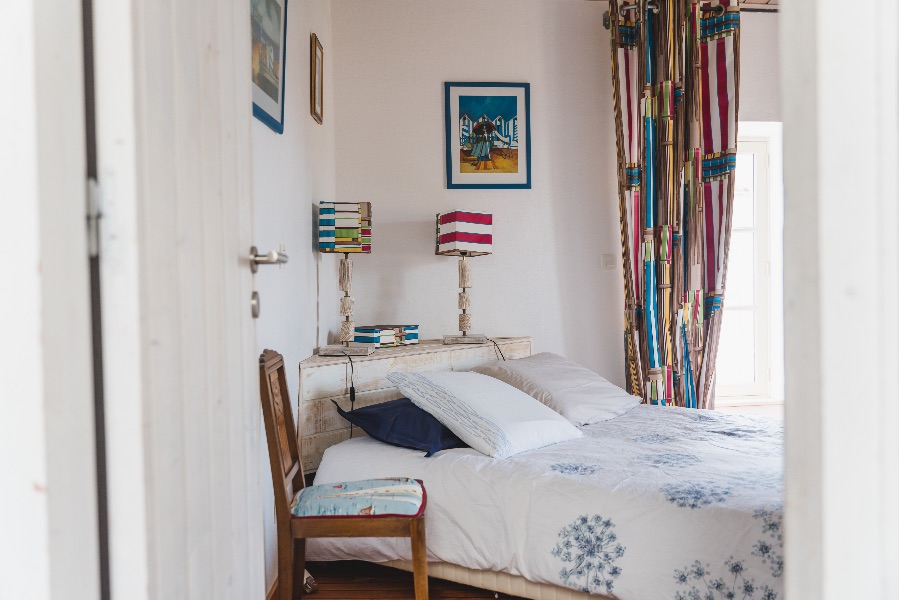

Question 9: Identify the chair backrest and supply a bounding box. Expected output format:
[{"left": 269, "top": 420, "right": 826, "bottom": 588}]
[{"left": 259, "top": 350, "right": 305, "bottom": 519}]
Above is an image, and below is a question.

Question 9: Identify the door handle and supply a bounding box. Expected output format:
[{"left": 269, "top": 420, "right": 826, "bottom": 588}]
[{"left": 249, "top": 246, "right": 289, "bottom": 273}]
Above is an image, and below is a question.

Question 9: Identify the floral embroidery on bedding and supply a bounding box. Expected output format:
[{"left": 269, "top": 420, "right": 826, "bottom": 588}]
[
  {"left": 709, "top": 426, "right": 762, "bottom": 438},
  {"left": 551, "top": 463, "right": 599, "bottom": 476},
  {"left": 637, "top": 453, "right": 702, "bottom": 469},
  {"left": 691, "top": 411, "right": 723, "bottom": 423},
  {"left": 662, "top": 481, "right": 733, "bottom": 509},
  {"left": 673, "top": 506, "right": 783, "bottom": 599},
  {"left": 673, "top": 558, "right": 778, "bottom": 600},
  {"left": 633, "top": 433, "right": 677, "bottom": 444},
  {"left": 552, "top": 514, "right": 625, "bottom": 594},
  {"left": 752, "top": 509, "right": 784, "bottom": 578}
]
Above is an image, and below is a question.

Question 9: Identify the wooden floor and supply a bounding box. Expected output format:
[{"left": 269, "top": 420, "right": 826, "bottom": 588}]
[{"left": 307, "top": 561, "right": 527, "bottom": 599}]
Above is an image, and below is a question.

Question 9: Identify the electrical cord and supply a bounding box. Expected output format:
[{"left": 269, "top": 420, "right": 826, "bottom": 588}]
[
  {"left": 342, "top": 352, "right": 356, "bottom": 437},
  {"left": 486, "top": 337, "right": 506, "bottom": 361}
]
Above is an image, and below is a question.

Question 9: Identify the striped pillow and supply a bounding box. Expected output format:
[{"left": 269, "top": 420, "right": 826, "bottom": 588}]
[{"left": 387, "top": 371, "right": 582, "bottom": 459}]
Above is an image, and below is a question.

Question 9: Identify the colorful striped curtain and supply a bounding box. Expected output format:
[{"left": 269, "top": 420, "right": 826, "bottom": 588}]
[{"left": 608, "top": 0, "right": 740, "bottom": 409}]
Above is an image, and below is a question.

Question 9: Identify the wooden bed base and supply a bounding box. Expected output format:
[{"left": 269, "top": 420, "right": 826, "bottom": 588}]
[{"left": 382, "top": 560, "right": 604, "bottom": 600}]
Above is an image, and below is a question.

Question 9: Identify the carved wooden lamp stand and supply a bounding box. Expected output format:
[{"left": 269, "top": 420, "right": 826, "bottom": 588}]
[
  {"left": 435, "top": 210, "right": 492, "bottom": 345},
  {"left": 318, "top": 201, "right": 375, "bottom": 356}
]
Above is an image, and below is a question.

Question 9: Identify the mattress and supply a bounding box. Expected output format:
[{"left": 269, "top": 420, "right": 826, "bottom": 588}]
[{"left": 308, "top": 405, "right": 784, "bottom": 599}]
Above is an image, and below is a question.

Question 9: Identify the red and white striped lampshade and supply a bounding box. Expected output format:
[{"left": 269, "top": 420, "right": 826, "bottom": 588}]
[{"left": 435, "top": 211, "right": 493, "bottom": 256}]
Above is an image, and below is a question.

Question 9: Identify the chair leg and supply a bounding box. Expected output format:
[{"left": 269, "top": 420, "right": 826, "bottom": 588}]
[
  {"left": 410, "top": 517, "right": 429, "bottom": 600},
  {"left": 292, "top": 539, "right": 306, "bottom": 599},
  {"left": 277, "top": 532, "right": 294, "bottom": 600}
]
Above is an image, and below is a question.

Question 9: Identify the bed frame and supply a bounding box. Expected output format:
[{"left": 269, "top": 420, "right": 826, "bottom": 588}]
[
  {"left": 298, "top": 337, "right": 606, "bottom": 600},
  {"left": 383, "top": 560, "right": 594, "bottom": 600}
]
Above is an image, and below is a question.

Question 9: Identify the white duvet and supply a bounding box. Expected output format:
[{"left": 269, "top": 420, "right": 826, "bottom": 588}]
[{"left": 309, "top": 405, "right": 783, "bottom": 600}]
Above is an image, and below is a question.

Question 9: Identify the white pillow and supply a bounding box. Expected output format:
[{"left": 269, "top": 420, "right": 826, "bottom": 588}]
[
  {"left": 386, "top": 370, "right": 582, "bottom": 459},
  {"left": 471, "top": 352, "right": 640, "bottom": 425}
]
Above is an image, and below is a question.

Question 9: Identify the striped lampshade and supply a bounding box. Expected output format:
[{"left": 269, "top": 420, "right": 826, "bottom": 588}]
[
  {"left": 435, "top": 210, "right": 493, "bottom": 256},
  {"left": 318, "top": 202, "right": 372, "bottom": 253}
]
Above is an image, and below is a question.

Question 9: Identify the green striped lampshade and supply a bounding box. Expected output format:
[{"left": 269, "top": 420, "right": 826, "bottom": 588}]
[{"left": 318, "top": 202, "right": 372, "bottom": 253}]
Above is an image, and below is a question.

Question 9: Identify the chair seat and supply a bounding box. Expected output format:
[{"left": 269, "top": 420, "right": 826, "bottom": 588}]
[{"left": 291, "top": 477, "right": 425, "bottom": 518}]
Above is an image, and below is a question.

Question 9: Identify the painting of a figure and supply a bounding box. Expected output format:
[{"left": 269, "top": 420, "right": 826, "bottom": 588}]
[
  {"left": 445, "top": 82, "right": 530, "bottom": 189},
  {"left": 458, "top": 95, "right": 519, "bottom": 174},
  {"left": 252, "top": 0, "right": 287, "bottom": 134},
  {"left": 252, "top": 0, "right": 282, "bottom": 101}
]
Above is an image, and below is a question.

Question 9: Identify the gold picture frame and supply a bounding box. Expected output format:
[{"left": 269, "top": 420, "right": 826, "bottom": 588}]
[{"left": 310, "top": 33, "right": 324, "bottom": 124}]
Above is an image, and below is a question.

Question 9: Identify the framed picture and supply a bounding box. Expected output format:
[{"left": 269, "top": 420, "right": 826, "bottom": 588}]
[
  {"left": 310, "top": 33, "right": 324, "bottom": 124},
  {"left": 251, "top": 0, "right": 288, "bottom": 134},
  {"left": 444, "top": 82, "right": 531, "bottom": 189}
]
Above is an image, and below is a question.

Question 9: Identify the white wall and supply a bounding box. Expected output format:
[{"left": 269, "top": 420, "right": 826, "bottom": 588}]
[
  {"left": 251, "top": 0, "right": 339, "bottom": 589},
  {"left": 740, "top": 12, "right": 781, "bottom": 122},
  {"left": 331, "top": 0, "right": 625, "bottom": 383}
]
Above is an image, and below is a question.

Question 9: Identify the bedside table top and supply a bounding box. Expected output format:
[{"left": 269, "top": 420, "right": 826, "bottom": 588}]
[{"left": 302, "top": 336, "right": 532, "bottom": 367}]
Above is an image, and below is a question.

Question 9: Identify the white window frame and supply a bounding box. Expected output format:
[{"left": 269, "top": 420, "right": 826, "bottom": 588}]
[{"left": 717, "top": 123, "right": 784, "bottom": 405}]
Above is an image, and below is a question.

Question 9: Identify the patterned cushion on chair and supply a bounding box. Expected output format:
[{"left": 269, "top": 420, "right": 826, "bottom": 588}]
[{"left": 291, "top": 477, "right": 425, "bottom": 518}]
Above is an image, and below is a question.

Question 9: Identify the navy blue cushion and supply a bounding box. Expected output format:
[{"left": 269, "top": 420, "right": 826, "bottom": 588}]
[{"left": 333, "top": 398, "right": 468, "bottom": 457}]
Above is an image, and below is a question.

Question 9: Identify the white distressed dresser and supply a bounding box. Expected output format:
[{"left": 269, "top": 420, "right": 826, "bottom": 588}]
[{"left": 298, "top": 336, "right": 532, "bottom": 473}]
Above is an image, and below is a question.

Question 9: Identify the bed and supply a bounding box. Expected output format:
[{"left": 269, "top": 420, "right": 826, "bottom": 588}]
[{"left": 299, "top": 339, "right": 783, "bottom": 600}]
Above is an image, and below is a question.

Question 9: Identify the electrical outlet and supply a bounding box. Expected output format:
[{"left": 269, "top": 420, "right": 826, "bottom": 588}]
[{"left": 602, "top": 254, "right": 617, "bottom": 270}]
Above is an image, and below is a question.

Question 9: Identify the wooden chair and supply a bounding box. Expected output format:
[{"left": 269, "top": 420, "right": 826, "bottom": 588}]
[{"left": 259, "top": 349, "right": 429, "bottom": 599}]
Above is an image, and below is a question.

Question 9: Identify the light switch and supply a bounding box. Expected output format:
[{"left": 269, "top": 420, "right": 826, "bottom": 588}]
[{"left": 602, "top": 253, "right": 617, "bottom": 270}]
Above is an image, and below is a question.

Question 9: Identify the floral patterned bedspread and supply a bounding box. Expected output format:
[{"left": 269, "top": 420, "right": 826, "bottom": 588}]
[{"left": 309, "top": 405, "right": 783, "bottom": 599}]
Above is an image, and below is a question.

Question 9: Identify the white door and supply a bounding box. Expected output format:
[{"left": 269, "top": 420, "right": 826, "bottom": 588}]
[{"left": 91, "top": 1, "right": 266, "bottom": 598}]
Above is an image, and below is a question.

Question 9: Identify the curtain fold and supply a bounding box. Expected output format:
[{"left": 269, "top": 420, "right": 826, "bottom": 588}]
[{"left": 608, "top": 0, "right": 740, "bottom": 409}]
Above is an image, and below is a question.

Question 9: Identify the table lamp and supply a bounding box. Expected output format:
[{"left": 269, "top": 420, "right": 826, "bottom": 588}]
[
  {"left": 318, "top": 201, "right": 375, "bottom": 356},
  {"left": 436, "top": 210, "right": 492, "bottom": 344}
]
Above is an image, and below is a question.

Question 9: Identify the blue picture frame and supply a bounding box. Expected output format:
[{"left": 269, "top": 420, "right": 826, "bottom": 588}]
[
  {"left": 251, "top": 0, "right": 288, "bottom": 134},
  {"left": 444, "top": 82, "right": 531, "bottom": 189}
]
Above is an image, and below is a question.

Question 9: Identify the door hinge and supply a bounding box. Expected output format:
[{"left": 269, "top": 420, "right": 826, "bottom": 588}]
[{"left": 87, "top": 177, "right": 101, "bottom": 258}]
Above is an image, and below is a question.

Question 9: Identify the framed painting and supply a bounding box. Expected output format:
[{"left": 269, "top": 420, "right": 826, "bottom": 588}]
[
  {"left": 310, "top": 33, "right": 324, "bottom": 124},
  {"left": 444, "top": 82, "right": 531, "bottom": 189},
  {"left": 251, "top": 0, "right": 288, "bottom": 134}
]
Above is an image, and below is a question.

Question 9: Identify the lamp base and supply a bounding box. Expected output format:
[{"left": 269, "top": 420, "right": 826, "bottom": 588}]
[
  {"left": 317, "top": 345, "right": 375, "bottom": 357},
  {"left": 443, "top": 334, "right": 488, "bottom": 345}
]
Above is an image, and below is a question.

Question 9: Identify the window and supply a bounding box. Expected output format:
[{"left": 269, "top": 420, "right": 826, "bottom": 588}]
[{"left": 716, "top": 123, "right": 784, "bottom": 405}]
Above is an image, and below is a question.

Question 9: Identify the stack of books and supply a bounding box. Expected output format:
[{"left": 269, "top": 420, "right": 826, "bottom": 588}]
[
  {"left": 353, "top": 327, "right": 397, "bottom": 348},
  {"left": 389, "top": 325, "right": 420, "bottom": 345},
  {"left": 353, "top": 325, "right": 420, "bottom": 348},
  {"left": 318, "top": 201, "right": 372, "bottom": 253}
]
